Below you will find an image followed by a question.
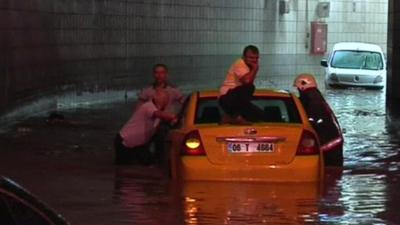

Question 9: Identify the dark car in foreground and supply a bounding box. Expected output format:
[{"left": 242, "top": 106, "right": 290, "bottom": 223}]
[{"left": 0, "top": 176, "right": 69, "bottom": 225}]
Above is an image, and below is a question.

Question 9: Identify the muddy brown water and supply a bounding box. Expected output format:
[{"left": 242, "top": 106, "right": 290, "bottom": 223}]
[{"left": 0, "top": 88, "right": 399, "bottom": 225}]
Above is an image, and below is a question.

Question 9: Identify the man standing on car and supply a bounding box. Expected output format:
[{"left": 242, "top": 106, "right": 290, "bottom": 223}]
[
  {"left": 219, "top": 45, "right": 266, "bottom": 124},
  {"left": 293, "top": 73, "right": 344, "bottom": 166}
]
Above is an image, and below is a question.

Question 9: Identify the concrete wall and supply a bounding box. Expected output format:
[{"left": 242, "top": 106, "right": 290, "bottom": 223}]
[
  {"left": 0, "top": 0, "right": 388, "bottom": 123},
  {"left": 387, "top": 0, "right": 400, "bottom": 109},
  {"left": 326, "top": 0, "right": 388, "bottom": 52}
]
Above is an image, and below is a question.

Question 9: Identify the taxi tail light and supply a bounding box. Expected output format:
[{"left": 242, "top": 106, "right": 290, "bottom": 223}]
[
  {"left": 296, "top": 130, "right": 320, "bottom": 155},
  {"left": 182, "top": 130, "right": 205, "bottom": 156}
]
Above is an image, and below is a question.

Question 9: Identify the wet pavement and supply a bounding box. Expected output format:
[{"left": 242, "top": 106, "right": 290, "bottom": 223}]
[{"left": 0, "top": 88, "right": 400, "bottom": 225}]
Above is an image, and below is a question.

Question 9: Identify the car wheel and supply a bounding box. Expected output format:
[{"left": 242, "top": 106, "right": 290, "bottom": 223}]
[{"left": 324, "top": 148, "right": 344, "bottom": 167}]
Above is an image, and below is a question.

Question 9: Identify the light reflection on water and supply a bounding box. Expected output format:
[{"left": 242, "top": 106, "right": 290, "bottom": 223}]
[
  {"left": 324, "top": 88, "right": 394, "bottom": 169},
  {"left": 320, "top": 172, "right": 388, "bottom": 225},
  {"left": 113, "top": 168, "right": 184, "bottom": 225},
  {"left": 112, "top": 88, "right": 400, "bottom": 225},
  {"left": 2, "top": 86, "right": 398, "bottom": 224},
  {"left": 320, "top": 88, "right": 398, "bottom": 225},
  {"left": 181, "top": 181, "right": 320, "bottom": 225},
  {"left": 114, "top": 169, "right": 322, "bottom": 225}
]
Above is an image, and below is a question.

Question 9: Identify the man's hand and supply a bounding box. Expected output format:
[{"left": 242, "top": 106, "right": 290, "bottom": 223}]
[
  {"left": 240, "top": 62, "right": 259, "bottom": 84},
  {"left": 247, "top": 61, "right": 259, "bottom": 72},
  {"left": 154, "top": 111, "right": 177, "bottom": 123},
  {"left": 169, "top": 115, "right": 178, "bottom": 126}
]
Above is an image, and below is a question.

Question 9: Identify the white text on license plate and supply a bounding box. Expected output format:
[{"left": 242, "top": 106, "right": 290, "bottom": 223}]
[{"left": 227, "top": 142, "right": 274, "bottom": 153}]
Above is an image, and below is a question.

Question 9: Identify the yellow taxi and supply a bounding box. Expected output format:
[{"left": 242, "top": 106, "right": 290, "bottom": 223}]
[{"left": 168, "top": 89, "right": 324, "bottom": 182}]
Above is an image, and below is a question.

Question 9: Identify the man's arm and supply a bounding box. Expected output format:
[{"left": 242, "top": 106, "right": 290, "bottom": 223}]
[
  {"left": 137, "top": 87, "right": 153, "bottom": 102},
  {"left": 153, "top": 110, "right": 177, "bottom": 123},
  {"left": 173, "top": 88, "right": 185, "bottom": 104}
]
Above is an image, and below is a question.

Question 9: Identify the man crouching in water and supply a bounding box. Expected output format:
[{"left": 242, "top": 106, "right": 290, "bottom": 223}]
[
  {"left": 293, "top": 73, "right": 344, "bottom": 166},
  {"left": 114, "top": 90, "right": 177, "bottom": 165}
]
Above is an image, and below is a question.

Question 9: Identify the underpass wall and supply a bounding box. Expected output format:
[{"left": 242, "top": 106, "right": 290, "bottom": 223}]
[
  {"left": 0, "top": 0, "right": 388, "bottom": 125},
  {"left": 387, "top": 0, "right": 400, "bottom": 109}
]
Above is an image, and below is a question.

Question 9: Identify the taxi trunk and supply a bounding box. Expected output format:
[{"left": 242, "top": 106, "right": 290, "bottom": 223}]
[
  {"left": 198, "top": 125, "right": 303, "bottom": 166},
  {"left": 177, "top": 125, "right": 321, "bottom": 182},
  {"left": 171, "top": 90, "right": 323, "bottom": 182}
]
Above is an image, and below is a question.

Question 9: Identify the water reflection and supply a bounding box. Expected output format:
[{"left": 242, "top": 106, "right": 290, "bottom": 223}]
[
  {"left": 322, "top": 88, "right": 400, "bottom": 225},
  {"left": 181, "top": 181, "right": 321, "bottom": 225},
  {"left": 110, "top": 88, "right": 400, "bottom": 225},
  {"left": 113, "top": 167, "right": 329, "bottom": 225},
  {"left": 114, "top": 168, "right": 326, "bottom": 224},
  {"left": 3, "top": 87, "right": 400, "bottom": 224},
  {"left": 340, "top": 173, "right": 387, "bottom": 223},
  {"left": 320, "top": 171, "right": 388, "bottom": 224},
  {"left": 324, "top": 88, "right": 391, "bottom": 169},
  {"left": 114, "top": 167, "right": 184, "bottom": 225}
]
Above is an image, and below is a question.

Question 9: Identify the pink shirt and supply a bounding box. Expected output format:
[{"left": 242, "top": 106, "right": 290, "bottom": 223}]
[
  {"left": 119, "top": 101, "right": 160, "bottom": 148},
  {"left": 219, "top": 58, "right": 250, "bottom": 96},
  {"left": 137, "top": 85, "right": 183, "bottom": 113}
]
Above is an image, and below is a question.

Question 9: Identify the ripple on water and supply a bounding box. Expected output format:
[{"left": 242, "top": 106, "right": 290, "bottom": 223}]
[{"left": 320, "top": 88, "right": 400, "bottom": 224}]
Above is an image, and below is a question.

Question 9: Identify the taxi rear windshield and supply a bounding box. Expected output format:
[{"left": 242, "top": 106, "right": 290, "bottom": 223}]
[{"left": 195, "top": 96, "right": 302, "bottom": 124}]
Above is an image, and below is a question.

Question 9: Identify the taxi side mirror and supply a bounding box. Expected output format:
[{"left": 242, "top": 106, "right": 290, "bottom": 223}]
[{"left": 320, "top": 59, "right": 328, "bottom": 67}]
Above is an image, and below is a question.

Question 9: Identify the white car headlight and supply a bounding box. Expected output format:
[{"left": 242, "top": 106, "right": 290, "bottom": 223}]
[
  {"left": 329, "top": 73, "right": 339, "bottom": 82},
  {"left": 374, "top": 75, "right": 383, "bottom": 83}
]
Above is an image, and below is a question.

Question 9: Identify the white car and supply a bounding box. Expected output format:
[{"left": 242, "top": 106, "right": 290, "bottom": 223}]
[{"left": 321, "top": 42, "right": 386, "bottom": 90}]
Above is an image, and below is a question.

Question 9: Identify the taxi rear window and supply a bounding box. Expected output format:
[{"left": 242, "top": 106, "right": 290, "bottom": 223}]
[{"left": 195, "top": 96, "right": 302, "bottom": 124}]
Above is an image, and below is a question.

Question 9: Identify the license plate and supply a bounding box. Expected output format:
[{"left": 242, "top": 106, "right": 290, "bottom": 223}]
[{"left": 227, "top": 142, "right": 275, "bottom": 153}]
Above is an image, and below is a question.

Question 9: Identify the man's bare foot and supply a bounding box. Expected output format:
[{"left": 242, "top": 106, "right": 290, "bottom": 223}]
[
  {"left": 220, "top": 114, "right": 234, "bottom": 124},
  {"left": 220, "top": 114, "right": 251, "bottom": 125},
  {"left": 233, "top": 115, "right": 251, "bottom": 125}
]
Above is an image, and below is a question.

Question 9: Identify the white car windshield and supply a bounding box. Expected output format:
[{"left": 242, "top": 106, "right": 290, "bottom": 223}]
[{"left": 331, "top": 50, "right": 383, "bottom": 70}]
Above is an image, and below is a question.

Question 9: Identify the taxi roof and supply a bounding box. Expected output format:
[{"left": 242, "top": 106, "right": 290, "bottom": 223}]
[{"left": 196, "top": 89, "right": 293, "bottom": 98}]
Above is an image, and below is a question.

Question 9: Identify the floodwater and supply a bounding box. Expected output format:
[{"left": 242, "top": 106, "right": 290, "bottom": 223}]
[{"left": 0, "top": 88, "right": 399, "bottom": 225}]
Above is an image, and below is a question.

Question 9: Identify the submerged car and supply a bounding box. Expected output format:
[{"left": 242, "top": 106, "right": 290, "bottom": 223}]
[
  {"left": 0, "top": 176, "right": 69, "bottom": 225},
  {"left": 321, "top": 42, "right": 386, "bottom": 89},
  {"left": 167, "top": 90, "right": 324, "bottom": 182}
]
